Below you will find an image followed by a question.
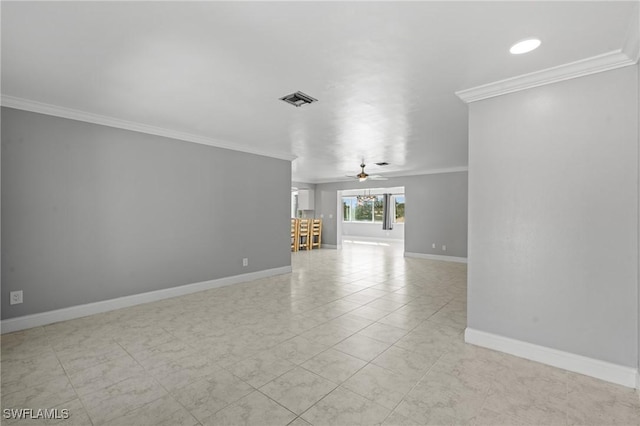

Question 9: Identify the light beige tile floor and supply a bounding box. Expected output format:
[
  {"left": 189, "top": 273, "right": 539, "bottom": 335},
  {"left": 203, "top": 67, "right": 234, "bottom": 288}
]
[{"left": 2, "top": 241, "right": 639, "bottom": 425}]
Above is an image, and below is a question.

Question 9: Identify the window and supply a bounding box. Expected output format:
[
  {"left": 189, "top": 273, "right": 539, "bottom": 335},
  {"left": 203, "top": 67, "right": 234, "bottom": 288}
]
[
  {"left": 343, "top": 196, "right": 377, "bottom": 222},
  {"left": 355, "top": 198, "right": 374, "bottom": 221},
  {"left": 373, "top": 197, "right": 384, "bottom": 222},
  {"left": 394, "top": 195, "right": 405, "bottom": 223},
  {"left": 343, "top": 197, "right": 357, "bottom": 221},
  {"left": 342, "top": 194, "right": 403, "bottom": 223}
]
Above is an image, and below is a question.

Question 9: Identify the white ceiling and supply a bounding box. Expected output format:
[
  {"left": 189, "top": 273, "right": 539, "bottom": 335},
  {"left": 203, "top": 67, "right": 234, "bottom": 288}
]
[{"left": 2, "top": 1, "right": 637, "bottom": 183}]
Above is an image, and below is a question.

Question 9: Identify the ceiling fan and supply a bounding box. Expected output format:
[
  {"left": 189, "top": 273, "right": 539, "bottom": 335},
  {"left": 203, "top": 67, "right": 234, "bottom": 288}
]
[{"left": 347, "top": 162, "right": 388, "bottom": 182}]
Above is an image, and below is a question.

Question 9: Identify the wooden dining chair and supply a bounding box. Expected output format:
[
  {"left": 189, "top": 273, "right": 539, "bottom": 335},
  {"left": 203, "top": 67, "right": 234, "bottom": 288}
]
[
  {"left": 310, "top": 219, "right": 322, "bottom": 249},
  {"left": 297, "top": 218, "right": 311, "bottom": 251}
]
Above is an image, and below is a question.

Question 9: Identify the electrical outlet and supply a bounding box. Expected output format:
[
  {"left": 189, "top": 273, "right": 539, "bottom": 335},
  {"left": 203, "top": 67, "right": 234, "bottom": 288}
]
[
  {"left": 242, "top": 258, "right": 248, "bottom": 267},
  {"left": 432, "top": 243, "right": 436, "bottom": 249},
  {"left": 10, "top": 290, "right": 23, "bottom": 305},
  {"left": 442, "top": 245, "right": 447, "bottom": 251}
]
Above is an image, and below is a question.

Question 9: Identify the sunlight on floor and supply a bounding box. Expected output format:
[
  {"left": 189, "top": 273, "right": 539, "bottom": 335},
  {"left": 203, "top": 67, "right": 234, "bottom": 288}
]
[{"left": 343, "top": 239, "right": 391, "bottom": 246}]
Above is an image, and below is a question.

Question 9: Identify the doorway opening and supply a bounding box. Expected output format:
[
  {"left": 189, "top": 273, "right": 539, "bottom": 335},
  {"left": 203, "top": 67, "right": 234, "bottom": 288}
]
[{"left": 337, "top": 186, "right": 405, "bottom": 252}]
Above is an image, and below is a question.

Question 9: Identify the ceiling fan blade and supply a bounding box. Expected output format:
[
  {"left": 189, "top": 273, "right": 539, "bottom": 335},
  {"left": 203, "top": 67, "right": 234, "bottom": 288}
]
[{"left": 368, "top": 176, "right": 388, "bottom": 180}]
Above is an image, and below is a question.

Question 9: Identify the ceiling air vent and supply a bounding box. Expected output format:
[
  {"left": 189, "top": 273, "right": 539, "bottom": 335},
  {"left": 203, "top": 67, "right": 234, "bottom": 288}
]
[
  {"left": 375, "top": 162, "right": 390, "bottom": 166},
  {"left": 280, "top": 91, "right": 318, "bottom": 107}
]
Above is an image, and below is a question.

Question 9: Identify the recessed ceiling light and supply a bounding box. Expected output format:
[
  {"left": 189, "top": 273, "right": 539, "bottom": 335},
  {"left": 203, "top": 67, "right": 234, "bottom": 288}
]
[{"left": 509, "top": 38, "right": 541, "bottom": 55}]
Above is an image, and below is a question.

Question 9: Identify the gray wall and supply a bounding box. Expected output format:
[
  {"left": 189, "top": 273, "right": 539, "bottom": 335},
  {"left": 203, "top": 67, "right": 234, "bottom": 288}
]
[
  {"left": 314, "top": 171, "right": 468, "bottom": 258},
  {"left": 2, "top": 108, "right": 291, "bottom": 319},
  {"left": 291, "top": 181, "right": 316, "bottom": 218},
  {"left": 467, "top": 66, "right": 638, "bottom": 367},
  {"left": 342, "top": 223, "right": 404, "bottom": 241}
]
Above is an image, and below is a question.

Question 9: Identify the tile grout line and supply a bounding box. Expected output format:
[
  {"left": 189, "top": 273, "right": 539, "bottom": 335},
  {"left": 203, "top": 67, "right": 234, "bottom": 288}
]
[{"left": 48, "top": 335, "right": 96, "bottom": 426}]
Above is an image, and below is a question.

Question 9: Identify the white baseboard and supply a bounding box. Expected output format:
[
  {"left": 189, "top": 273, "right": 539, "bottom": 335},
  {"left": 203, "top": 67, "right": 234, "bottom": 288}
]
[
  {"left": 465, "top": 328, "right": 638, "bottom": 389},
  {"left": 1, "top": 266, "right": 292, "bottom": 334},
  {"left": 404, "top": 252, "right": 468, "bottom": 264},
  {"left": 321, "top": 244, "right": 338, "bottom": 249},
  {"left": 342, "top": 236, "right": 404, "bottom": 243}
]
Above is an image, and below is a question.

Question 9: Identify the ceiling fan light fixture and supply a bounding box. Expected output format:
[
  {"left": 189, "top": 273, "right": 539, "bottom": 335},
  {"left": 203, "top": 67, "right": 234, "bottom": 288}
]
[
  {"left": 347, "top": 162, "right": 386, "bottom": 182},
  {"left": 357, "top": 163, "right": 368, "bottom": 182},
  {"left": 509, "top": 38, "right": 541, "bottom": 54}
]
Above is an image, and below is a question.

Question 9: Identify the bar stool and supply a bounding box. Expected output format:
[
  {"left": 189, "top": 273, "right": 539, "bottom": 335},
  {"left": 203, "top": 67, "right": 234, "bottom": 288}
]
[
  {"left": 297, "top": 219, "right": 311, "bottom": 251},
  {"left": 310, "top": 219, "right": 322, "bottom": 249}
]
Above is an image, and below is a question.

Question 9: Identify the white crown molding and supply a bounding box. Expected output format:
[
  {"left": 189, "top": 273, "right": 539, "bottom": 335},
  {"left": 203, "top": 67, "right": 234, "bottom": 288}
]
[
  {"left": 456, "top": 49, "right": 636, "bottom": 104},
  {"left": 306, "top": 166, "right": 469, "bottom": 184},
  {"left": 0, "top": 266, "right": 292, "bottom": 334},
  {"left": 0, "top": 95, "right": 297, "bottom": 161},
  {"left": 621, "top": 2, "right": 640, "bottom": 63},
  {"left": 379, "top": 166, "right": 469, "bottom": 179},
  {"left": 404, "top": 252, "right": 467, "bottom": 264},
  {"left": 465, "top": 328, "right": 638, "bottom": 389}
]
